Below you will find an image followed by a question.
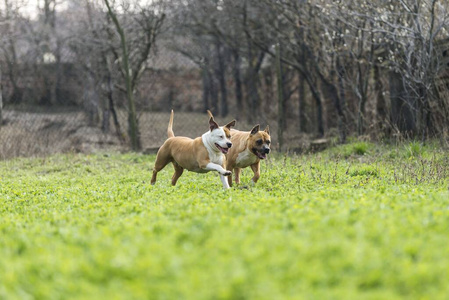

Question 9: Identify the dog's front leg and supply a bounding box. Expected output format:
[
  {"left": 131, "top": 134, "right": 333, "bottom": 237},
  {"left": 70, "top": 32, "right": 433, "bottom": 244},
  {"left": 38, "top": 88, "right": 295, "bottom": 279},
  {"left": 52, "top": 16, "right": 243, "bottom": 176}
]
[
  {"left": 220, "top": 175, "right": 230, "bottom": 189},
  {"left": 203, "top": 162, "right": 231, "bottom": 176},
  {"left": 250, "top": 162, "right": 260, "bottom": 184},
  {"left": 201, "top": 162, "right": 232, "bottom": 189}
]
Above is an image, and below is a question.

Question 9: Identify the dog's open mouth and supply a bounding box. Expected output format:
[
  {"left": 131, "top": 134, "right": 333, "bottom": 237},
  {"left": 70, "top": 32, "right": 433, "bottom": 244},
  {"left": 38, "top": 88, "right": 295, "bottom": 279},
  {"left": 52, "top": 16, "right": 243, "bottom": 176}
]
[
  {"left": 254, "top": 149, "right": 268, "bottom": 159},
  {"left": 215, "top": 143, "right": 229, "bottom": 154}
]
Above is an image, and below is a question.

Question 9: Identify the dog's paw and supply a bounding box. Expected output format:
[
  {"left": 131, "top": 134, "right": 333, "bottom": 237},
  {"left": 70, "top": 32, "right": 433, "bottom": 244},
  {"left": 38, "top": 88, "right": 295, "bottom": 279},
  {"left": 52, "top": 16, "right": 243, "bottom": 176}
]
[{"left": 222, "top": 170, "right": 232, "bottom": 176}]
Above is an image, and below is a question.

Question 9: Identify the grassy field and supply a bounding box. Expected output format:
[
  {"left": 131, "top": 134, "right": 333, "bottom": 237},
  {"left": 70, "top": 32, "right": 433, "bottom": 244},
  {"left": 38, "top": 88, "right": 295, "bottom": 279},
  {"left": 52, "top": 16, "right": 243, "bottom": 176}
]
[{"left": 1, "top": 142, "right": 449, "bottom": 299}]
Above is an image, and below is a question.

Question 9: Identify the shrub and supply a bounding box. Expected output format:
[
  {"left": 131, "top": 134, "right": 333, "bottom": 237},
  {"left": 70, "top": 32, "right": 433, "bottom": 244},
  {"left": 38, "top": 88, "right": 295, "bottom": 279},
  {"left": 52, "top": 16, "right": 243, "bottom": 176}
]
[
  {"left": 349, "top": 165, "right": 379, "bottom": 177},
  {"left": 352, "top": 142, "right": 369, "bottom": 155},
  {"left": 405, "top": 141, "right": 424, "bottom": 158}
]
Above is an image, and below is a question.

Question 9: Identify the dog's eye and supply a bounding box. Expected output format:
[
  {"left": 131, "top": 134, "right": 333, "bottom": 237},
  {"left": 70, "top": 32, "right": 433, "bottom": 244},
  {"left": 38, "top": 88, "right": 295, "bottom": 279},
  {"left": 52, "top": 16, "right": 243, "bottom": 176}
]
[
  {"left": 220, "top": 135, "right": 224, "bottom": 139},
  {"left": 266, "top": 140, "right": 271, "bottom": 145},
  {"left": 257, "top": 139, "right": 263, "bottom": 145}
]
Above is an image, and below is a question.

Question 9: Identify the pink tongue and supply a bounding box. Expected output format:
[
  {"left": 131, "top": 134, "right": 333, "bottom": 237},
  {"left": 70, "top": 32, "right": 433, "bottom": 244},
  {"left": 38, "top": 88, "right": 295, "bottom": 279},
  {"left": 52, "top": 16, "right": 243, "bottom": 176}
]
[{"left": 216, "top": 144, "right": 228, "bottom": 154}]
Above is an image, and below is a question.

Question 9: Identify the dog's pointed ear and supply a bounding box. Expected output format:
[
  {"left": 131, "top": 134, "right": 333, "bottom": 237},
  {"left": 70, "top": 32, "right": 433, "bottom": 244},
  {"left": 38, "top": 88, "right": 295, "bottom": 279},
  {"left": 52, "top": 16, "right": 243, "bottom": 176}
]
[
  {"left": 250, "top": 124, "right": 260, "bottom": 135},
  {"left": 264, "top": 125, "right": 270, "bottom": 135},
  {"left": 225, "top": 120, "right": 236, "bottom": 130},
  {"left": 206, "top": 110, "right": 214, "bottom": 119},
  {"left": 209, "top": 117, "right": 219, "bottom": 131}
]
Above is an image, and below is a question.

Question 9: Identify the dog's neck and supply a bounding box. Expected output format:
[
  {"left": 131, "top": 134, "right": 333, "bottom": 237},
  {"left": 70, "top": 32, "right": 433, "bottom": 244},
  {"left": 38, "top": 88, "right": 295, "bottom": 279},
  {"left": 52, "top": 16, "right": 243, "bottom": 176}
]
[{"left": 201, "top": 131, "right": 218, "bottom": 153}]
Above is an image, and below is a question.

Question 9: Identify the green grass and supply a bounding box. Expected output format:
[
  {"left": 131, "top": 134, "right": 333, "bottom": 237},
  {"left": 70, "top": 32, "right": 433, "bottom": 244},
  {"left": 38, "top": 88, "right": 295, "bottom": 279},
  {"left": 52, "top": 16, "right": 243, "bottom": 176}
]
[{"left": 1, "top": 144, "right": 449, "bottom": 299}]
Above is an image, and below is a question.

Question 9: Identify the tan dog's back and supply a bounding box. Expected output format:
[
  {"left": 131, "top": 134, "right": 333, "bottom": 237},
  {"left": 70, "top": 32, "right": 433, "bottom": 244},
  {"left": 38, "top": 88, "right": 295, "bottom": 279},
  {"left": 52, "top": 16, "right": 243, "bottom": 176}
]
[{"left": 158, "top": 136, "right": 209, "bottom": 173}]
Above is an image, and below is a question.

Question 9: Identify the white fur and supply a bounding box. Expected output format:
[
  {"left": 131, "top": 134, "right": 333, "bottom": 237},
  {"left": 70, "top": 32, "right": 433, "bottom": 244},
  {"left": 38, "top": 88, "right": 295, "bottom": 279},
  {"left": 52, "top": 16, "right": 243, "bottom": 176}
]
[
  {"left": 203, "top": 127, "right": 231, "bottom": 150},
  {"left": 235, "top": 148, "right": 257, "bottom": 168},
  {"left": 204, "top": 163, "right": 231, "bottom": 189},
  {"left": 202, "top": 128, "right": 232, "bottom": 189},
  {"left": 220, "top": 174, "right": 230, "bottom": 189},
  {"left": 204, "top": 162, "right": 228, "bottom": 175},
  {"left": 202, "top": 127, "right": 231, "bottom": 161}
]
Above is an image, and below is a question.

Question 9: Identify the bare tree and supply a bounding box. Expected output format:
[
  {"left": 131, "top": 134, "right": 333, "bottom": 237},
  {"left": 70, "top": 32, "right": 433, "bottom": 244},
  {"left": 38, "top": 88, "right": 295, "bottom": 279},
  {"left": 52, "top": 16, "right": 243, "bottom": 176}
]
[
  {"left": 0, "top": 0, "right": 26, "bottom": 104},
  {"left": 103, "top": 0, "right": 165, "bottom": 151},
  {"left": 71, "top": 0, "right": 126, "bottom": 141}
]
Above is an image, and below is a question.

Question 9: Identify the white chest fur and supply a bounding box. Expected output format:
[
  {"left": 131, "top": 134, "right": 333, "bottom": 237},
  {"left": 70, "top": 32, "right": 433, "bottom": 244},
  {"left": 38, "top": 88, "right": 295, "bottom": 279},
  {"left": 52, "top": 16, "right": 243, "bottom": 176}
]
[
  {"left": 208, "top": 149, "right": 224, "bottom": 165},
  {"left": 235, "top": 148, "right": 257, "bottom": 168}
]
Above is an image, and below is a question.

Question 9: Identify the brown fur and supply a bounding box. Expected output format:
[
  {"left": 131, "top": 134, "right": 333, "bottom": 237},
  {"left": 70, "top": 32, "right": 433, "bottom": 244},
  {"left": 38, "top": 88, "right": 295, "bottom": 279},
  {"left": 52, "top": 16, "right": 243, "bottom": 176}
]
[
  {"left": 207, "top": 110, "right": 271, "bottom": 186},
  {"left": 225, "top": 126, "right": 271, "bottom": 186},
  {"left": 151, "top": 136, "right": 213, "bottom": 186},
  {"left": 151, "top": 110, "right": 235, "bottom": 187}
]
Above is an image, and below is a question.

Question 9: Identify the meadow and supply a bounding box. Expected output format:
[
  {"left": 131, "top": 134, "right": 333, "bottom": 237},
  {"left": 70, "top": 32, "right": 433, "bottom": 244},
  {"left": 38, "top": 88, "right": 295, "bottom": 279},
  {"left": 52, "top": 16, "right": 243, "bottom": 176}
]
[{"left": 1, "top": 142, "right": 449, "bottom": 299}]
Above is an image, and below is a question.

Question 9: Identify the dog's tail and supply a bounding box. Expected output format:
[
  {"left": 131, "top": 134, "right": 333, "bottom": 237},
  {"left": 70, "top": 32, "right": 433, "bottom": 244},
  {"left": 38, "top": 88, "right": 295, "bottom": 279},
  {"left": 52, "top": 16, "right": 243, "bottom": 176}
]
[
  {"left": 167, "top": 110, "right": 175, "bottom": 138},
  {"left": 206, "top": 110, "right": 214, "bottom": 119}
]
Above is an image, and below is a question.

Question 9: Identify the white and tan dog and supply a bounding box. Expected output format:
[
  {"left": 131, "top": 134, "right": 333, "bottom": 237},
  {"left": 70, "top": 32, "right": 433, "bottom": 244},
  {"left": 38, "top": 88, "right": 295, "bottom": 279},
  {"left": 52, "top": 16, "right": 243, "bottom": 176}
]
[
  {"left": 151, "top": 110, "right": 236, "bottom": 189},
  {"left": 207, "top": 111, "right": 271, "bottom": 187}
]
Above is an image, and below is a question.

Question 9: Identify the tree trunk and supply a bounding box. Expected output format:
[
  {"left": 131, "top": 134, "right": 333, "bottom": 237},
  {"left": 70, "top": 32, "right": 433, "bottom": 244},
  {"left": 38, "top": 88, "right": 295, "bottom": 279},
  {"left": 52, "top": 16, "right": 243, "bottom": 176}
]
[
  {"left": 374, "top": 64, "right": 389, "bottom": 136},
  {"left": 245, "top": 60, "right": 259, "bottom": 124},
  {"left": 313, "top": 87, "right": 324, "bottom": 137},
  {"left": 102, "top": 108, "right": 110, "bottom": 133},
  {"left": 334, "top": 82, "right": 347, "bottom": 143},
  {"left": 4, "top": 41, "right": 21, "bottom": 104},
  {"left": 105, "top": 64, "right": 125, "bottom": 143},
  {"left": 298, "top": 71, "right": 306, "bottom": 133},
  {"left": 354, "top": 56, "right": 370, "bottom": 137},
  {"left": 0, "top": 65, "right": 3, "bottom": 126},
  {"left": 276, "top": 44, "right": 284, "bottom": 151},
  {"left": 201, "top": 68, "right": 210, "bottom": 112},
  {"left": 102, "top": 67, "right": 111, "bottom": 134},
  {"left": 54, "top": 39, "right": 63, "bottom": 104},
  {"left": 109, "top": 92, "right": 126, "bottom": 144},
  {"left": 232, "top": 50, "right": 243, "bottom": 119},
  {"left": 244, "top": 6, "right": 261, "bottom": 124},
  {"left": 215, "top": 42, "right": 228, "bottom": 117},
  {"left": 104, "top": 0, "right": 141, "bottom": 151},
  {"left": 301, "top": 73, "right": 324, "bottom": 137},
  {"left": 208, "top": 69, "right": 218, "bottom": 113},
  {"left": 301, "top": 72, "right": 324, "bottom": 137},
  {"left": 319, "top": 70, "right": 347, "bottom": 143},
  {"left": 390, "top": 71, "right": 416, "bottom": 136}
]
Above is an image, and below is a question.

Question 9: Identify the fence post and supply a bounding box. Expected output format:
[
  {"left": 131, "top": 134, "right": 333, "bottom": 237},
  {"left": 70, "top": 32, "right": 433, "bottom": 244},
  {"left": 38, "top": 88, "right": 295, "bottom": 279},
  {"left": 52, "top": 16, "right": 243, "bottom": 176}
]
[{"left": 275, "top": 43, "right": 284, "bottom": 152}]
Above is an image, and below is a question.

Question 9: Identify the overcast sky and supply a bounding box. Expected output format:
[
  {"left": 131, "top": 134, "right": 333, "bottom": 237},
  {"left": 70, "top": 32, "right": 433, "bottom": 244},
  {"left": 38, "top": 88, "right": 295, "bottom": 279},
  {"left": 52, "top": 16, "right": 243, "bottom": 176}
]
[
  {"left": 17, "top": 0, "right": 155, "bottom": 18},
  {"left": 19, "top": 0, "right": 69, "bottom": 18}
]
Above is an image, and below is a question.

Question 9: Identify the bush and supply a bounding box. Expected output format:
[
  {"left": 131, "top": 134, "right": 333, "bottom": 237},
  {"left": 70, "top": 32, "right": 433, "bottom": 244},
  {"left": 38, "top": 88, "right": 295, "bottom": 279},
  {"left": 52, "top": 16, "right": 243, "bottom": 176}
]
[
  {"left": 352, "top": 142, "right": 369, "bottom": 155},
  {"left": 349, "top": 165, "right": 379, "bottom": 177},
  {"left": 405, "top": 141, "right": 424, "bottom": 158}
]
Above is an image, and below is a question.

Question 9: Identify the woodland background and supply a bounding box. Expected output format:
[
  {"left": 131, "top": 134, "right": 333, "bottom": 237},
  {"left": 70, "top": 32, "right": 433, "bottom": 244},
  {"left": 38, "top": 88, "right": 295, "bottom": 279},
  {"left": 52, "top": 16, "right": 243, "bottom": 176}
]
[{"left": 1, "top": 0, "right": 449, "bottom": 158}]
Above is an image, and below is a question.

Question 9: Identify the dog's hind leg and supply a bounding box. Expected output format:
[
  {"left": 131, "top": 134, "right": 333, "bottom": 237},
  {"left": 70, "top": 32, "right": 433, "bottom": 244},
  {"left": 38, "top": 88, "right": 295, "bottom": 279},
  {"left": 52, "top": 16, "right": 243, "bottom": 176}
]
[
  {"left": 151, "top": 154, "right": 171, "bottom": 185},
  {"left": 234, "top": 168, "right": 241, "bottom": 185},
  {"left": 227, "top": 171, "right": 233, "bottom": 187},
  {"left": 171, "top": 162, "right": 184, "bottom": 186}
]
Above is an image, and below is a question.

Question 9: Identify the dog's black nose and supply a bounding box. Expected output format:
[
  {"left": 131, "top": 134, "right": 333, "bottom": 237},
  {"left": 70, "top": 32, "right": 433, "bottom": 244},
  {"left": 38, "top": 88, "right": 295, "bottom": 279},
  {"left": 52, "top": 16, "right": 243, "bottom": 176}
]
[
  {"left": 227, "top": 142, "right": 233, "bottom": 148},
  {"left": 264, "top": 148, "right": 270, "bottom": 154}
]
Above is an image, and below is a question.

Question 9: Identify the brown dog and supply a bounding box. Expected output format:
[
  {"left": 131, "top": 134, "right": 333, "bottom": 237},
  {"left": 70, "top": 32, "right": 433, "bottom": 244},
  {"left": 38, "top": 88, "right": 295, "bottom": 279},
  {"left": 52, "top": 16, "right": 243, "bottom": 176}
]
[
  {"left": 151, "top": 110, "right": 236, "bottom": 189},
  {"left": 207, "top": 111, "right": 271, "bottom": 186}
]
